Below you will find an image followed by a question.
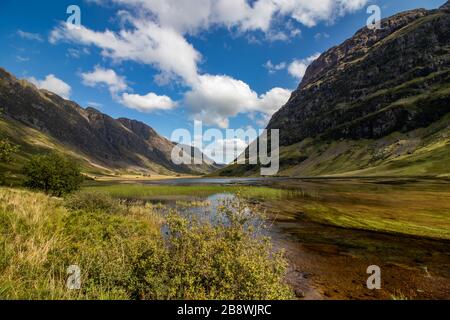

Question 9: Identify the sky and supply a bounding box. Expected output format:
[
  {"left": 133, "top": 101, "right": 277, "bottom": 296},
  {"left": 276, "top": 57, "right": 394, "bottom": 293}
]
[{"left": 0, "top": 0, "right": 446, "bottom": 163}]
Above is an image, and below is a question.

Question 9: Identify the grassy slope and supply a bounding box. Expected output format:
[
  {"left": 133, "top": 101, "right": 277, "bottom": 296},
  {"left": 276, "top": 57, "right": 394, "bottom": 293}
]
[
  {"left": 281, "top": 112, "right": 450, "bottom": 178},
  {"left": 0, "top": 117, "right": 182, "bottom": 184},
  {"left": 216, "top": 111, "right": 450, "bottom": 178},
  {"left": 0, "top": 187, "right": 162, "bottom": 299},
  {"left": 0, "top": 117, "right": 113, "bottom": 181}
]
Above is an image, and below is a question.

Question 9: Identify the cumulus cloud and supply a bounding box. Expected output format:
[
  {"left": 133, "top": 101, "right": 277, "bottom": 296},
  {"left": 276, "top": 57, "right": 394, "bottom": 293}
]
[
  {"left": 28, "top": 74, "right": 72, "bottom": 99},
  {"left": 81, "top": 66, "right": 128, "bottom": 95},
  {"left": 81, "top": 66, "right": 176, "bottom": 112},
  {"left": 288, "top": 52, "right": 321, "bottom": 79},
  {"left": 184, "top": 74, "right": 291, "bottom": 128},
  {"left": 203, "top": 137, "right": 250, "bottom": 164},
  {"left": 121, "top": 92, "right": 177, "bottom": 112},
  {"left": 51, "top": 0, "right": 367, "bottom": 126},
  {"left": 51, "top": 20, "right": 201, "bottom": 85},
  {"left": 88, "top": 0, "right": 368, "bottom": 34}
]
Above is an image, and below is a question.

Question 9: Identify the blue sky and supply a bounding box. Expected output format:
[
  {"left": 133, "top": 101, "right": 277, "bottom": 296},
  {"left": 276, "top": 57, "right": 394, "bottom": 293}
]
[{"left": 0, "top": 0, "right": 446, "bottom": 163}]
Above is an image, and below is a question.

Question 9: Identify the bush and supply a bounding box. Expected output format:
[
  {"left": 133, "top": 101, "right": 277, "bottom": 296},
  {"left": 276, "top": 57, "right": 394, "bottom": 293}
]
[
  {"left": 23, "top": 153, "right": 84, "bottom": 197},
  {"left": 132, "top": 196, "right": 293, "bottom": 300},
  {"left": 0, "top": 138, "right": 19, "bottom": 163},
  {"left": 64, "top": 191, "right": 122, "bottom": 214},
  {"left": 0, "top": 138, "right": 20, "bottom": 185}
]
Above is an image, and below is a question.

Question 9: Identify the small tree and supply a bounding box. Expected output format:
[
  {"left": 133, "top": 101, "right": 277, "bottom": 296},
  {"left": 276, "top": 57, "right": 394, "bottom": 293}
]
[
  {"left": 0, "top": 139, "right": 19, "bottom": 185},
  {"left": 0, "top": 109, "right": 20, "bottom": 184},
  {"left": 23, "top": 153, "right": 84, "bottom": 196},
  {"left": 0, "top": 138, "right": 19, "bottom": 162}
]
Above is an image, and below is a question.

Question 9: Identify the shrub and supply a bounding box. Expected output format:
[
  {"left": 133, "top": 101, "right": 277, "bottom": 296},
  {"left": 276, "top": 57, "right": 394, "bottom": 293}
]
[
  {"left": 132, "top": 196, "right": 293, "bottom": 300},
  {"left": 64, "top": 191, "right": 122, "bottom": 214},
  {"left": 0, "top": 138, "right": 19, "bottom": 185},
  {"left": 23, "top": 153, "right": 84, "bottom": 196},
  {"left": 0, "top": 138, "right": 19, "bottom": 163}
]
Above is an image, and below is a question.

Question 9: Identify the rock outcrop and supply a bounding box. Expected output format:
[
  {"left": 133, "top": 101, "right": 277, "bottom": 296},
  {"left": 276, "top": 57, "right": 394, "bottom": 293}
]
[{"left": 268, "top": 6, "right": 450, "bottom": 146}]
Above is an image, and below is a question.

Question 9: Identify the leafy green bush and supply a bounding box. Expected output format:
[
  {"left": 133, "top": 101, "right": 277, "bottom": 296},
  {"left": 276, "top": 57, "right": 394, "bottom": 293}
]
[
  {"left": 23, "top": 153, "right": 84, "bottom": 196},
  {"left": 0, "top": 138, "right": 19, "bottom": 163},
  {"left": 0, "top": 138, "right": 19, "bottom": 185},
  {"left": 64, "top": 191, "right": 122, "bottom": 214},
  {"left": 132, "top": 196, "right": 293, "bottom": 300}
]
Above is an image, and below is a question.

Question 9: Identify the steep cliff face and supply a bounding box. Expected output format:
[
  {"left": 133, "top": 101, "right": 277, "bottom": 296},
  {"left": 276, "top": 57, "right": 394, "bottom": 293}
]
[
  {"left": 218, "top": 3, "right": 450, "bottom": 178},
  {"left": 0, "top": 68, "right": 220, "bottom": 175},
  {"left": 268, "top": 6, "right": 450, "bottom": 146}
]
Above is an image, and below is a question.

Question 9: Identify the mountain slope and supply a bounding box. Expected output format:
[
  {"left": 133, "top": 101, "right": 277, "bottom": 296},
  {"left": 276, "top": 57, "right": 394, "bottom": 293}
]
[
  {"left": 218, "top": 2, "right": 450, "bottom": 178},
  {"left": 0, "top": 68, "right": 220, "bottom": 177}
]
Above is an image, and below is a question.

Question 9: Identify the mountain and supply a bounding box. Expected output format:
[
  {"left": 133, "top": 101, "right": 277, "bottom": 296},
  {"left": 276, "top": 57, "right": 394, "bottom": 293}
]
[
  {"left": 0, "top": 68, "right": 220, "bottom": 177},
  {"left": 218, "top": 2, "right": 450, "bottom": 178}
]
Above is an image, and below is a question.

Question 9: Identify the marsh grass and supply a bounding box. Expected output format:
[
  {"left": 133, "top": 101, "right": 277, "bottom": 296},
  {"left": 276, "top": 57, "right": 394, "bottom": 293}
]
[
  {"left": 86, "top": 184, "right": 285, "bottom": 201},
  {"left": 264, "top": 180, "right": 450, "bottom": 240}
]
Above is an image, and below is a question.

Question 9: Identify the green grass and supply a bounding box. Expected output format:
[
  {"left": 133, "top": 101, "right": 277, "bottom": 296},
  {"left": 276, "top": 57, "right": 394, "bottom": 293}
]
[
  {"left": 85, "top": 184, "right": 285, "bottom": 200},
  {"left": 0, "top": 117, "right": 114, "bottom": 186}
]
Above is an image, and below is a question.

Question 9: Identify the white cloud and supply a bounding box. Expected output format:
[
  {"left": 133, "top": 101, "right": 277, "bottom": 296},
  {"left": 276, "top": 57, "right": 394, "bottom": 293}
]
[
  {"left": 50, "top": 0, "right": 367, "bottom": 125},
  {"left": 16, "top": 56, "right": 30, "bottom": 62},
  {"left": 91, "top": 0, "right": 368, "bottom": 34},
  {"left": 17, "top": 30, "right": 43, "bottom": 42},
  {"left": 51, "top": 20, "right": 201, "bottom": 85},
  {"left": 81, "top": 66, "right": 176, "bottom": 112},
  {"left": 121, "top": 92, "right": 177, "bottom": 112},
  {"left": 203, "top": 137, "right": 250, "bottom": 164},
  {"left": 276, "top": 0, "right": 368, "bottom": 27},
  {"left": 264, "top": 60, "right": 287, "bottom": 74},
  {"left": 67, "top": 47, "right": 91, "bottom": 59},
  {"left": 314, "top": 32, "right": 330, "bottom": 40},
  {"left": 184, "top": 74, "right": 291, "bottom": 128},
  {"left": 288, "top": 52, "right": 321, "bottom": 79},
  {"left": 81, "top": 66, "right": 128, "bottom": 95},
  {"left": 258, "top": 87, "right": 291, "bottom": 114},
  {"left": 28, "top": 74, "right": 72, "bottom": 99}
]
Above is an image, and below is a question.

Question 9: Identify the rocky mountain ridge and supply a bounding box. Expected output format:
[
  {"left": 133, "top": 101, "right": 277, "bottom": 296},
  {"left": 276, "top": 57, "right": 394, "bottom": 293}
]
[
  {"left": 219, "top": 2, "right": 450, "bottom": 177},
  {"left": 0, "top": 68, "right": 219, "bottom": 175}
]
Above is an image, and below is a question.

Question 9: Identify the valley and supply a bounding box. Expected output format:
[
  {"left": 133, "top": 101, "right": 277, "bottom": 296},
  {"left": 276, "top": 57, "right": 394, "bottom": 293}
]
[{"left": 0, "top": 1, "right": 449, "bottom": 301}]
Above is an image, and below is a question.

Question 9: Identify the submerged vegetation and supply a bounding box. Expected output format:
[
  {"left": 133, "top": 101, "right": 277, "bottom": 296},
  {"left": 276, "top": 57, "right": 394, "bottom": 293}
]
[{"left": 0, "top": 188, "right": 292, "bottom": 300}]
